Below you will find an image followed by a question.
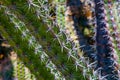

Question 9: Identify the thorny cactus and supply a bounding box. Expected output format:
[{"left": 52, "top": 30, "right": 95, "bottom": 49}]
[
  {"left": 0, "top": 0, "right": 120, "bottom": 80},
  {"left": 94, "top": 0, "right": 120, "bottom": 79}
]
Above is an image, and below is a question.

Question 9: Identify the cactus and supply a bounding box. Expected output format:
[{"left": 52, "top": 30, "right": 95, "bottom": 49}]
[
  {"left": 94, "top": 0, "right": 120, "bottom": 79},
  {"left": 0, "top": 0, "right": 120, "bottom": 80}
]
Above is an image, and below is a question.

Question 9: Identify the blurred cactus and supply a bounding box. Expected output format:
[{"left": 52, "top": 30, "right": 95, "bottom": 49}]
[
  {"left": 0, "top": 0, "right": 120, "bottom": 80},
  {"left": 94, "top": 0, "right": 119, "bottom": 79}
]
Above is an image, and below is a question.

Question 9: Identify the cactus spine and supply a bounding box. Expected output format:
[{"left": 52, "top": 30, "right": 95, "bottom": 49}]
[{"left": 94, "top": 0, "right": 120, "bottom": 79}]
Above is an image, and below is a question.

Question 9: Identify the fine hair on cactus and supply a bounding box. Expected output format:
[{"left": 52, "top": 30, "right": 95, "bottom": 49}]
[{"left": 0, "top": 0, "right": 120, "bottom": 80}]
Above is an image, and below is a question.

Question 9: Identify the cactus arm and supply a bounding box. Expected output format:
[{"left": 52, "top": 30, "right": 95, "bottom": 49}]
[
  {"left": 0, "top": 26, "right": 38, "bottom": 80},
  {"left": 94, "top": 0, "right": 120, "bottom": 79},
  {"left": 0, "top": 6, "right": 65, "bottom": 80}
]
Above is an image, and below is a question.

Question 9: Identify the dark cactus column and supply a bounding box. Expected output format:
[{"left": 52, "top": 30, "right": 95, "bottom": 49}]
[{"left": 94, "top": 0, "right": 120, "bottom": 79}]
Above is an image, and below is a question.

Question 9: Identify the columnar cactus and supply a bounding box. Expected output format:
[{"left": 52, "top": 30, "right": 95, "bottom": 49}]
[
  {"left": 106, "top": 0, "right": 120, "bottom": 51},
  {"left": 94, "top": 0, "right": 120, "bottom": 79},
  {"left": 0, "top": 0, "right": 120, "bottom": 80}
]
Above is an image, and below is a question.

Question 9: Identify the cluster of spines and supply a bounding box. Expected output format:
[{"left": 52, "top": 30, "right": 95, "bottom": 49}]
[
  {"left": 22, "top": 0, "right": 97, "bottom": 79},
  {"left": 4, "top": 1, "right": 90, "bottom": 80},
  {"left": 65, "top": 0, "right": 82, "bottom": 57},
  {"left": 22, "top": 0, "right": 96, "bottom": 79},
  {"left": 0, "top": 1, "right": 88, "bottom": 78},
  {"left": 0, "top": 25, "right": 44, "bottom": 80},
  {"left": 94, "top": 0, "right": 120, "bottom": 79},
  {"left": 0, "top": 5, "right": 65, "bottom": 80},
  {"left": 1, "top": 0, "right": 120, "bottom": 80},
  {"left": 65, "top": 0, "right": 98, "bottom": 79},
  {"left": 0, "top": 35, "right": 36, "bottom": 80},
  {"left": 106, "top": 0, "right": 120, "bottom": 51},
  {"left": 20, "top": 1, "right": 87, "bottom": 79},
  {"left": 116, "top": 0, "right": 120, "bottom": 23},
  {"left": 0, "top": 15, "right": 38, "bottom": 80}
]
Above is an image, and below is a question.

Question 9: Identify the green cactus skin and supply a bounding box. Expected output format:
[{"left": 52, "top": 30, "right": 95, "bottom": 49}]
[
  {"left": 0, "top": 0, "right": 120, "bottom": 80},
  {"left": 106, "top": 0, "right": 120, "bottom": 52},
  {"left": 0, "top": 3, "right": 87, "bottom": 80}
]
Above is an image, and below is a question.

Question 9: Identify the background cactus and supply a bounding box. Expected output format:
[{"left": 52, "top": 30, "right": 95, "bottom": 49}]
[{"left": 0, "top": 0, "right": 120, "bottom": 80}]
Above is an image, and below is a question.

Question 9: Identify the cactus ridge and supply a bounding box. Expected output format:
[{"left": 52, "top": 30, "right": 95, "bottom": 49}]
[
  {"left": 0, "top": 5, "right": 66, "bottom": 80},
  {"left": 1, "top": 0, "right": 120, "bottom": 80},
  {"left": 94, "top": 0, "right": 120, "bottom": 79},
  {"left": 106, "top": 0, "right": 120, "bottom": 51},
  {"left": 65, "top": 0, "right": 98, "bottom": 79},
  {"left": 66, "top": 0, "right": 96, "bottom": 60}
]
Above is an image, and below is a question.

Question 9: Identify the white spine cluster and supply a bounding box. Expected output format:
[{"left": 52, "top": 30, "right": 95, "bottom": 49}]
[
  {"left": 23, "top": 0, "right": 98, "bottom": 79},
  {"left": 1, "top": 5, "right": 65, "bottom": 80}
]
